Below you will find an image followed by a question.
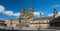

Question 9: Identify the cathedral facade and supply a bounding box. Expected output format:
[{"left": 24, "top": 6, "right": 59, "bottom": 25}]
[{"left": 5, "top": 4, "right": 59, "bottom": 29}]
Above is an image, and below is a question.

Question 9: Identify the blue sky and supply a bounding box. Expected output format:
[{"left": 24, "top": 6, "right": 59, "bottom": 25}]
[{"left": 0, "top": 0, "right": 60, "bottom": 20}]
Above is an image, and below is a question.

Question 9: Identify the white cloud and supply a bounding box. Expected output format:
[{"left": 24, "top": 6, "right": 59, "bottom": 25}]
[
  {"left": 58, "top": 12, "right": 60, "bottom": 14},
  {"left": 13, "top": 13, "right": 20, "bottom": 16},
  {"left": 51, "top": 5, "right": 60, "bottom": 8},
  {"left": 0, "top": 5, "right": 5, "bottom": 12},
  {"left": 34, "top": 12, "right": 40, "bottom": 16},
  {"left": 0, "top": 5, "right": 20, "bottom": 17},
  {"left": 3, "top": 10, "right": 14, "bottom": 16},
  {"left": 48, "top": 12, "right": 60, "bottom": 16},
  {"left": 48, "top": 13, "right": 54, "bottom": 16},
  {"left": 58, "top": 12, "right": 60, "bottom": 16},
  {"left": 3, "top": 10, "right": 20, "bottom": 17},
  {"left": 34, "top": 12, "right": 44, "bottom": 17}
]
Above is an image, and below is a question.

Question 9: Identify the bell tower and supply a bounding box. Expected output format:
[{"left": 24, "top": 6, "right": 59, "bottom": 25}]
[
  {"left": 19, "top": 5, "right": 25, "bottom": 23},
  {"left": 29, "top": 3, "right": 34, "bottom": 18},
  {"left": 20, "top": 5, "right": 26, "bottom": 20},
  {"left": 40, "top": 11, "right": 42, "bottom": 18},
  {"left": 53, "top": 8, "right": 58, "bottom": 18}
]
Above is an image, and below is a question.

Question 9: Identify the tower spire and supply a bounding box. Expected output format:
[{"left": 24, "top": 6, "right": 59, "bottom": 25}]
[
  {"left": 30, "top": 3, "right": 33, "bottom": 12},
  {"left": 22, "top": 5, "right": 25, "bottom": 13}
]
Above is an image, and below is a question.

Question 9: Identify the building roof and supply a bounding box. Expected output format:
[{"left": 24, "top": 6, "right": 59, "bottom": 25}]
[
  {"left": 0, "top": 20, "right": 5, "bottom": 22},
  {"left": 34, "top": 16, "right": 54, "bottom": 20}
]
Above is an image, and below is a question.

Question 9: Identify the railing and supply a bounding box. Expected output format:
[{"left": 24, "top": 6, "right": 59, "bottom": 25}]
[
  {"left": 48, "top": 27, "right": 60, "bottom": 29},
  {"left": 0, "top": 26, "right": 60, "bottom": 30}
]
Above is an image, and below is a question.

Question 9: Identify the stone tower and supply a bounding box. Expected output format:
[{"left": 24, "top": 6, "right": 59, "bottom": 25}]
[
  {"left": 18, "top": 5, "right": 29, "bottom": 27},
  {"left": 19, "top": 5, "right": 25, "bottom": 23},
  {"left": 53, "top": 8, "right": 58, "bottom": 18},
  {"left": 40, "top": 11, "right": 42, "bottom": 18},
  {"left": 29, "top": 3, "right": 34, "bottom": 18},
  {"left": 19, "top": 5, "right": 26, "bottom": 22}
]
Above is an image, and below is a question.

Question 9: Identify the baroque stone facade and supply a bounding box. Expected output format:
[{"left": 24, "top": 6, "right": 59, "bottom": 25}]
[{"left": 5, "top": 4, "right": 59, "bottom": 29}]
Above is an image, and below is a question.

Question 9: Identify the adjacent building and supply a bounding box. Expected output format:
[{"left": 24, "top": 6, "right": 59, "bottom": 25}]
[{"left": 0, "top": 20, "right": 6, "bottom": 28}]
